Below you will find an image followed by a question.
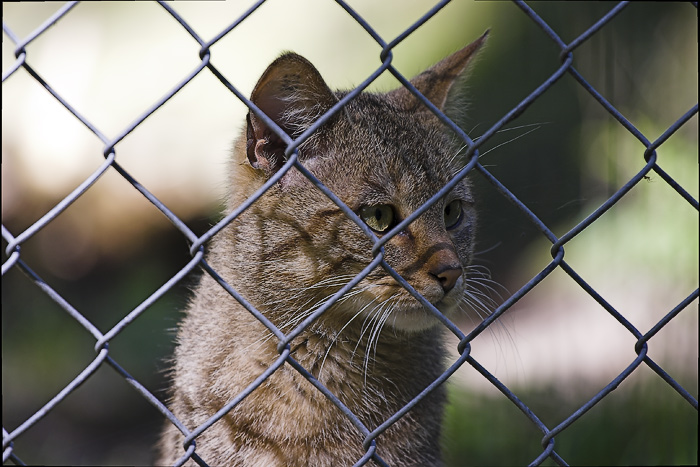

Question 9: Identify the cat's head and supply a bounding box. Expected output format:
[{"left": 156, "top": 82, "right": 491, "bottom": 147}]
[{"left": 228, "top": 32, "right": 487, "bottom": 334}]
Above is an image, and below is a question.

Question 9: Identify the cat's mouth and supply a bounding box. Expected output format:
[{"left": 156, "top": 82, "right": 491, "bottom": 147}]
[{"left": 352, "top": 275, "right": 465, "bottom": 334}]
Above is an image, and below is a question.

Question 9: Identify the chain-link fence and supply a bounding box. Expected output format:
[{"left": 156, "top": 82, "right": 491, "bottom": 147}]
[{"left": 2, "top": 1, "right": 698, "bottom": 466}]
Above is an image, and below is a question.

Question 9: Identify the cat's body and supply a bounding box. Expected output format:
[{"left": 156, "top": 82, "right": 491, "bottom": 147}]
[{"left": 159, "top": 32, "right": 487, "bottom": 466}]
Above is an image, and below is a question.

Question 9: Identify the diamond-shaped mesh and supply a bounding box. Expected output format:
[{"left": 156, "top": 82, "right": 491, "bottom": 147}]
[{"left": 2, "top": 1, "right": 697, "bottom": 466}]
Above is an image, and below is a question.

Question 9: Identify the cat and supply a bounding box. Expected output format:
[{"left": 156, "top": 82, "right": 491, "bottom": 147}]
[{"left": 158, "top": 31, "right": 488, "bottom": 467}]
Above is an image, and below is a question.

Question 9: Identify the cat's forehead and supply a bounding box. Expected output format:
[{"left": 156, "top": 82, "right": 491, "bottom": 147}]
[
  {"left": 347, "top": 95, "right": 462, "bottom": 175},
  {"left": 321, "top": 94, "right": 469, "bottom": 209}
]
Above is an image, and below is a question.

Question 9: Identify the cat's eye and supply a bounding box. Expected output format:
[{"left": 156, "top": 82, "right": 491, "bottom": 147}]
[
  {"left": 444, "top": 200, "right": 463, "bottom": 229},
  {"left": 360, "top": 205, "right": 395, "bottom": 233}
]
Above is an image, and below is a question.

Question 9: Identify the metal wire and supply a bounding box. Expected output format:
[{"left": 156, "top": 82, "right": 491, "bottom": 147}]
[{"left": 2, "top": 1, "right": 697, "bottom": 466}]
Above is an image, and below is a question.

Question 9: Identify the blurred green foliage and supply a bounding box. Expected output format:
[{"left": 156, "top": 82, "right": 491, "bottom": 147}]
[{"left": 444, "top": 376, "right": 699, "bottom": 466}]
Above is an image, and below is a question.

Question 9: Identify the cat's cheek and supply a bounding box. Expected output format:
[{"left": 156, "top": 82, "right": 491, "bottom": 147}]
[
  {"left": 336, "top": 222, "right": 376, "bottom": 263},
  {"left": 452, "top": 215, "right": 477, "bottom": 264}
]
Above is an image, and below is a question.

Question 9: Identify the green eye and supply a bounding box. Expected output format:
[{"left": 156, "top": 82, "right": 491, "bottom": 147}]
[
  {"left": 444, "top": 199, "right": 462, "bottom": 229},
  {"left": 360, "top": 204, "right": 394, "bottom": 233}
]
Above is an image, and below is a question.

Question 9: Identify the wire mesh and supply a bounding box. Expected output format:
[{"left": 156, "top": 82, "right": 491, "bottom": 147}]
[{"left": 2, "top": 1, "right": 698, "bottom": 466}]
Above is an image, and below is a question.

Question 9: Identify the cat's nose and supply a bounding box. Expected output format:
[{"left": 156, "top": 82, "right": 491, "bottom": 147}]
[{"left": 432, "top": 266, "right": 462, "bottom": 293}]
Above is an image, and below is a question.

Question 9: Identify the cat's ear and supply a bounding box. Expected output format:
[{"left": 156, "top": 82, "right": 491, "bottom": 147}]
[
  {"left": 246, "top": 53, "right": 337, "bottom": 176},
  {"left": 390, "top": 30, "right": 488, "bottom": 112}
]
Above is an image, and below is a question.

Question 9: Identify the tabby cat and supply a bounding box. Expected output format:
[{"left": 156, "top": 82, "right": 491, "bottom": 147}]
[{"left": 158, "top": 31, "right": 488, "bottom": 466}]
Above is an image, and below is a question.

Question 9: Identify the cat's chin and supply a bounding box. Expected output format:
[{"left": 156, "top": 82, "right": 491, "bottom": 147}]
[
  {"left": 387, "top": 302, "right": 457, "bottom": 333},
  {"left": 387, "top": 311, "right": 445, "bottom": 333},
  {"left": 382, "top": 280, "right": 465, "bottom": 334}
]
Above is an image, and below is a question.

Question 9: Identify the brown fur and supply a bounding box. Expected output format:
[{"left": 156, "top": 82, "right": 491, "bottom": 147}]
[{"left": 158, "top": 32, "right": 488, "bottom": 466}]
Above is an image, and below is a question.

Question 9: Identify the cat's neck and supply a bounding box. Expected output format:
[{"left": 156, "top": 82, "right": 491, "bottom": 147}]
[{"left": 283, "top": 315, "right": 446, "bottom": 405}]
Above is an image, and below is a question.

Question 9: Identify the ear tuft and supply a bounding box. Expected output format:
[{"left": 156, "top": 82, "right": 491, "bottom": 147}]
[{"left": 390, "top": 30, "right": 489, "bottom": 113}]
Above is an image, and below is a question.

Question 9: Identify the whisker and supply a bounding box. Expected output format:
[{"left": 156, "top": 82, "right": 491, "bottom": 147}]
[
  {"left": 472, "top": 122, "right": 549, "bottom": 142},
  {"left": 457, "top": 266, "right": 524, "bottom": 381},
  {"left": 478, "top": 124, "right": 542, "bottom": 159},
  {"left": 362, "top": 294, "right": 399, "bottom": 386},
  {"left": 318, "top": 293, "right": 379, "bottom": 381}
]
